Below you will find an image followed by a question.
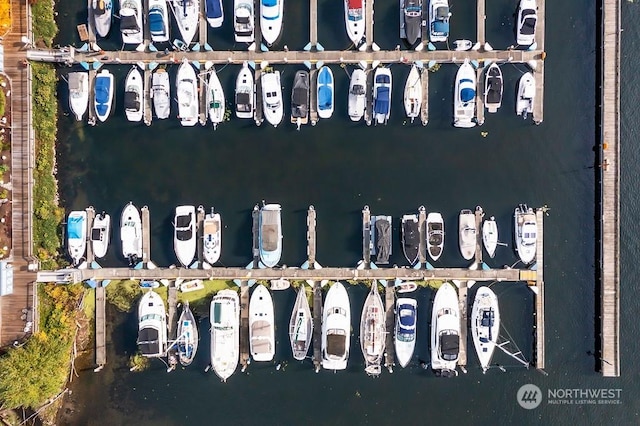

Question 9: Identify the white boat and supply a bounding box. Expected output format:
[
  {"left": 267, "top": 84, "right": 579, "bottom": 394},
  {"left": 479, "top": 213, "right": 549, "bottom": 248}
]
[
  {"left": 148, "top": 0, "right": 170, "bottom": 43},
  {"left": 119, "top": 0, "right": 143, "bottom": 45},
  {"left": 373, "top": 67, "right": 392, "bottom": 125},
  {"left": 426, "top": 212, "right": 445, "bottom": 262},
  {"left": 94, "top": 69, "right": 114, "bottom": 122},
  {"left": 68, "top": 72, "right": 89, "bottom": 121},
  {"left": 176, "top": 59, "right": 199, "bottom": 126},
  {"left": 261, "top": 70, "right": 283, "bottom": 127},
  {"left": 152, "top": 68, "right": 171, "bottom": 119},
  {"left": 177, "top": 300, "right": 199, "bottom": 366},
  {"left": 289, "top": 285, "right": 313, "bottom": 360},
  {"left": 482, "top": 215, "right": 498, "bottom": 258},
  {"left": 90, "top": 211, "right": 110, "bottom": 259},
  {"left": 453, "top": 39, "right": 472, "bottom": 51},
  {"left": 453, "top": 59, "right": 476, "bottom": 128},
  {"left": 401, "top": 212, "right": 420, "bottom": 266},
  {"left": 484, "top": 63, "right": 503, "bottom": 113},
  {"left": 120, "top": 202, "right": 142, "bottom": 265},
  {"left": 206, "top": 0, "right": 224, "bottom": 28},
  {"left": 344, "top": 0, "right": 365, "bottom": 45},
  {"left": 270, "top": 278, "right": 290, "bottom": 290},
  {"left": 249, "top": 284, "right": 275, "bottom": 362},
  {"left": 170, "top": 0, "right": 200, "bottom": 45},
  {"left": 458, "top": 209, "right": 476, "bottom": 261},
  {"left": 290, "top": 70, "right": 309, "bottom": 129},
  {"left": 471, "top": 286, "right": 500, "bottom": 372},
  {"left": 201, "top": 206, "right": 221, "bottom": 265},
  {"left": 514, "top": 204, "right": 537, "bottom": 264},
  {"left": 403, "top": 0, "right": 422, "bottom": 46},
  {"left": 137, "top": 290, "right": 167, "bottom": 358},
  {"left": 348, "top": 68, "right": 366, "bottom": 122},
  {"left": 259, "top": 203, "right": 282, "bottom": 268},
  {"left": 360, "top": 282, "right": 385, "bottom": 376},
  {"left": 174, "top": 205, "right": 196, "bottom": 267},
  {"left": 396, "top": 281, "right": 417, "bottom": 293},
  {"left": 516, "top": 0, "right": 537, "bottom": 46},
  {"left": 428, "top": 0, "right": 450, "bottom": 43},
  {"left": 92, "top": 0, "right": 113, "bottom": 38},
  {"left": 260, "top": 0, "right": 283, "bottom": 46},
  {"left": 234, "top": 0, "right": 254, "bottom": 43},
  {"left": 207, "top": 68, "right": 226, "bottom": 129},
  {"left": 180, "top": 279, "right": 205, "bottom": 292},
  {"left": 235, "top": 62, "right": 254, "bottom": 119},
  {"left": 322, "top": 282, "right": 351, "bottom": 371},
  {"left": 210, "top": 289, "right": 240, "bottom": 381},
  {"left": 316, "top": 66, "right": 334, "bottom": 119},
  {"left": 394, "top": 297, "right": 417, "bottom": 368},
  {"left": 403, "top": 65, "right": 422, "bottom": 123},
  {"left": 516, "top": 72, "right": 535, "bottom": 119},
  {"left": 124, "top": 66, "right": 144, "bottom": 122},
  {"left": 430, "top": 282, "right": 459, "bottom": 376},
  {"left": 67, "top": 211, "right": 87, "bottom": 266}
]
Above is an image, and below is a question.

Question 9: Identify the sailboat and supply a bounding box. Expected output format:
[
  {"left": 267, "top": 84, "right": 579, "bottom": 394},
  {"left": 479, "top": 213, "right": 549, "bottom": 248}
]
[
  {"left": 317, "top": 66, "right": 334, "bottom": 119},
  {"left": 453, "top": 59, "right": 476, "bottom": 128},
  {"left": 289, "top": 285, "right": 313, "bottom": 361},
  {"left": 401, "top": 212, "right": 420, "bottom": 266},
  {"left": 516, "top": 72, "right": 535, "bottom": 119},
  {"left": 458, "top": 209, "right": 476, "bottom": 261},
  {"left": 210, "top": 290, "right": 240, "bottom": 381},
  {"left": 120, "top": 202, "right": 142, "bottom": 266},
  {"left": 482, "top": 216, "right": 498, "bottom": 258},
  {"left": 426, "top": 212, "right": 445, "bottom": 262},
  {"left": 404, "top": 64, "right": 422, "bottom": 123},
  {"left": 67, "top": 211, "right": 87, "bottom": 266},
  {"left": 260, "top": 0, "right": 284, "bottom": 46},
  {"left": 92, "top": 0, "right": 113, "bottom": 38},
  {"left": 484, "top": 63, "right": 503, "bottom": 113},
  {"left": 373, "top": 67, "right": 392, "bottom": 125},
  {"left": 152, "top": 68, "right": 171, "bottom": 119},
  {"left": 169, "top": 0, "right": 200, "bottom": 45},
  {"left": 290, "top": 70, "right": 309, "bottom": 129},
  {"left": 177, "top": 301, "right": 199, "bottom": 366},
  {"left": 514, "top": 204, "right": 537, "bottom": 264},
  {"left": 234, "top": 0, "right": 254, "bottom": 42},
  {"left": 394, "top": 297, "right": 417, "bottom": 368},
  {"left": 471, "top": 286, "right": 500, "bottom": 372},
  {"left": 90, "top": 211, "right": 110, "bottom": 259},
  {"left": 94, "top": 69, "right": 114, "bottom": 122},
  {"left": 348, "top": 68, "right": 366, "bottom": 122},
  {"left": 68, "top": 72, "right": 89, "bottom": 121},
  {"left": 202, "top": 206, "right": 222, "bottom": 265},
  {"left": 119, "top": 0, "right": 143, "bottom": 45},
  {"left": 261, "top": 70, "right": 283, "bottom": 127},
  {"left": 148, "top": 0, "right": 170, "bottom": 43},
  {"left": 344, "top": 0, "right": 365, "bottom": 45},
  {"left": 235, "top": 62, "right": 254, "bottom": 119},
  {"left": 430, "top": 282, "right": 459, "bottom": 377},
  {"left": 137, "top": 290, "right": 167, "bottom": 358},
  {"left": 249, "top": 284, "right": 275, "bottom": 362},
  {"left": 207, "top": 67, "right": 226, "bottom": 129},
  {"left": 124, "top": 66, "right": 144, "bottom": 122},
  {"left": 360, "top": 282, "right": 386, "bottom": 376},
  {"left": 322, "top": 282, "right": 351, "bottom": 371},
  {"left": 259, "top": 203, "right": 282, "bottom": 267},
  {"left": 176, "top": 58, "right": 199, "bottom": 126},
  {"left": 174, "top": 205, "right": 196, "bottom": 267}
]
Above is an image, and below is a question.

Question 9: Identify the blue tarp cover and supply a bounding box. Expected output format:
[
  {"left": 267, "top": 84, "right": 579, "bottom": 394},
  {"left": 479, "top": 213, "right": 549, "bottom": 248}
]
[
  {"left": 149, "top": 10, "right": 165, "bottom": 34},
  {"left": 461, "top": 87, "right": 475, "bottom": 102},
  {"left": 262, "top": 0, "right": 277, "bottom": 6},
  {"left": 374, "top": 86, "right": 390, "bottom": 114},
  {"left": 318, "top": 86, "right": 332, "bottom": 110},
  {"left": 399, "top": 305, "right": 416, "bottom": 327},
  {"left": 95, "top": 76, "right": 110, "bottom": 104},
  {"left": 68, "top": 215, "right": 84, "bottom": 239},
  {"left": 318, "top": 67, "right": 332, "bottom": 85},
  {"left": 376, "top": 74, "right": 390, "bottom": 84},
  {"left": 207, "top": 0, "right": 222, "bottom": 18},
  {"left": 433, "top": 20, "right": 449, "bottom": 34}
]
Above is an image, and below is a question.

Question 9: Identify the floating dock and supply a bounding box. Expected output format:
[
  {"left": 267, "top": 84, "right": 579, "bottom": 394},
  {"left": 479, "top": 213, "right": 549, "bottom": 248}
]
[
  {"left": 239, "top": 282, "right": 250, "bottom": 371},
  {"left": 312, "top": 283, "right": 322, "bottom": 372},
  {"left": 141, "top": 206, "right": 151, "bottom": 264},
  {"left": 85, "top": 206, "right": 95, "bottom": 265},
  {"left": 384, "top": 284, "right": 395, "bottom": 372},
  {"left": 167, "top": 284, "right": 177, "bottom": 368},
  {"left": 457, "top": 280, "right": 468, "bottom": 370},
  {"left": 362, "top": 206, "right": 371, "bottom": 266},
  {"left": 95, "top": 285, "right": 106, "bottom": 368},
  {"left": 307, "top": 206, "right": 316, "bottom": 265},
  {"left": 474, "top": 207, "right": 483, "bottom": 265}
]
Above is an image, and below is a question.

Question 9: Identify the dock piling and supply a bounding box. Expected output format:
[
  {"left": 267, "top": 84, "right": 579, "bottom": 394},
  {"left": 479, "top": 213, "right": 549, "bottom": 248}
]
[
  {"left": 534, "top": 209, "right": 545, "bottom": 371},
  {"left": 251, "top": 205, "right": 260, "bottom": 267},
  {"left": 167, "top": 284, "right": 178, "bottom": 369},
  {"left": 420, "top": 67, "right": 429, "bottom": 126},
  {"left": 196, "top": 206, "right": 205, "bottom": 267},
  {"left": 418, "top": 206, "right": 427, "bottom": 265},
  {"left": 143, "top": 65, "right": 152, "bottom": 126}
]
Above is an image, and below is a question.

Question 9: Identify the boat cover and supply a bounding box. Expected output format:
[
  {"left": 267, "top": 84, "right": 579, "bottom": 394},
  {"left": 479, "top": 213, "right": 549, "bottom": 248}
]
[
  {"left": 375, "top": 218, "right": 391, "bottom": 262},
  {"left": 176, "top": 214, "right": 192, "bottom": 228},
  {"left": 429, "top": 223, "right": 443, "bottom": 245},
  {"left": 351, "top": 84, "right": 365, "bottom": 95},
  {"left": 69, "top": 73, "right": 83, "bottom": 91},
  {"left": 432, "top": 20, "right": 449, "bottom": 35},
  {"left": 120, "top": 14, "right": 139, "bottom": 32},
  {"left": 251, "top": 320, "right": 273, "bottom": 354},
  {"left": 436, "top": 6, "right": 449, "bottom": 19},
  {"left": 137, "top": 327, "right": 160, "bottom": 355},
  {"left": 486, "top": 75, "right": 502, "bottom": 104},
  {"left": 327, "top": 332, "right": 346, "bottom": 356},
  {"left": 521, "top": 16, "right": 536, "bottom": 35},
  {"left": 67, "top": 216, "right": 84, "bottom": 239},
  {"left": 460, "top": 86, "right": 475, "bottom": 103},
  {"left": 348, "top": 0, "right": 362, "bottom": 8},
  {"left": 262, "top": 0, "right": 277, "bottom": 6},
  {"left": 399, "top": 306, "right": 416, "bottom": 328},
  {"left": 403, "top": 220, "right": 419, "bottom": 246},
  {"left": 440, "top": 333, "right": 459, "bottom": 360},
  {"left": 207, "top": 0, "right": 222, "bottom": 18},
  {"left": 94, "top": 0, "right": 107, "bottom": 15},
  {"left": 95, "top": 76, "right": 111, "bottom": 104},
  {"left": 91, "top": 227, "right": 103, "bottom": 241},
  {"left": 148, "top": 9, "right": 165, "bottom": 35},
  {"left": 374, "top": 87, "right": 390, "bottom": 115},
  {"left": 124, "top": 91, "right": 140, "bottom": 110},
  {"left": 318, "top": 86, "right": 332, "bottom": 111},
  {"left": 375, "top": 74, "right": 390, "bottom": 84},
  {"left": 292, "top": 87, "right": 308, "bottom": 108},
  {"left": 236, "top": 92, "right": 251, "bottom": 112}
]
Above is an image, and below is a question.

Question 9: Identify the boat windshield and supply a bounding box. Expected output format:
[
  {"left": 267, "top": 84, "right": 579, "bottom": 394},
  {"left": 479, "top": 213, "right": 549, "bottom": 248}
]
[
  {"left": 521, "top": 15, "right": 537, "bottom": 35},
  {"left": 149, "top": 9, "right": 166, "bottom": 35},
  {"left": 140, "top": 313, "right": 164, "bottom": 322},
  {"left": 350, "top": 84, "right": 365, "bottom": 95}
]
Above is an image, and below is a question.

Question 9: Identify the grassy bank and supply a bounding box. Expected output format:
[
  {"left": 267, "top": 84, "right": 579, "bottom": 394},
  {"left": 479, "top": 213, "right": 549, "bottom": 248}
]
[{"left": 31, "top": 0, "right": 58, "bottom": 47}]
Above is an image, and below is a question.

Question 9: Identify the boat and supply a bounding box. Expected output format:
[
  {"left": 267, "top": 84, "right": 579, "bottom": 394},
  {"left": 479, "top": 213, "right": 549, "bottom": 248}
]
[
  {"left": 290, "top": 70, "right": 309, "bottom": 129},
  {"left": 90, "top": 211, "right": 110, "bottom": 259},
  {"left": 177, "top": 301, "right": 199, "bottom": 366},
  {"left": 260, "top": 0, "right": 283, "bottom": 46},
  {"left": 316, "top": 66, "right": 334, "bottom": 119},
  {"left": 270, "top": 278, "right": 290, "bottom": 290},
  {"left": 207, "top": 67, "right": 226, "bottom": 129},
  {"left": 426, "top": 212, "right": 444, "bottom": 262},
  {"left": 249, "top": 284, "right": 275, "bottom": 362},
  {"left": 206, "top": 0, "right": 224, "bottom": 28},
  {"left": 68, "top": 72, "right": 89, "bottom": 121},
  {"left": 373, "top": 67, "right": 392, "bottom": 125},
  {"left": 124, "top": 66, "right": 143, "bottom": 122},
  {"left": 453, "top": 59, "right": 476, "bottom": 128},
  {"left": 516, "top": 72, "right": 535, "bottom": 119},
  {"left": 119, "top": 0, "right": 143, "bottom": 45},
  {"left": 234, "top": 0, "right": 254, "bottom": 43},
  {"left": 453, "top": 39, "right": 472, "bottom": 51},
  {"left": 152, "top": 68, "right": 171, "bottom": 119},
  {"left": 137, "top": 290, "right": 167, "bottom": 358},
  {"left": 258, "top": 203, "right": 282, "bottom": 268},
  {"left": 176, "top": 59, "right": 199, "bottom": 126},
  {"left": 430, "top": 282, "right": 460, "bottom": 376},
  {"left": 394, "top": 297, "right": 417, "bottom": 368},
  {"left": 403, "top": 65, "right": 422, "bottom": 123},
  {"left": 516, "top": 0, "right": 537, "bottom": 46},
  {"left": 94, "top": 69, "right": 114, "bottom": 122},
  {"left": 120, "top": 202, "right": 142, "bottom": 265},
  {"left": 360, "top": 282, "right": 385, "bottom": 376},
  {"left": 482, "top": 215, "right": 498, "bottom": 258},
  {"left": 148, "top": 0, "right": 170, "bottom": 43},
  {"left": 484, "top": 63, "right": 503, "bottom": 113},
  {"left": 344, "top": 0, "right": 365, "bottom": 45},
  {"left": 348, "top": 68, "right": 366, "bottom": 121},
  {"left": 92, "top": 0, "right": 113, "bottom": 38},
  {"left": 235, "top": 62, "right": 254, "bottom": 119},
  {"left": 289, "top": 285, "right": 313, "bottom": 360},
  {"left": 471, "top": 286, "right": 500, "bottom": 372},
  {"left": 174, "top": 205, "right": 196, "bottom": 267},
  {"left": 169, "top": 0, "right": 200, "bottom": 45},
  {"left": 67, "top": 211, "right": 87, "bottom": 266},
  {"left": 140, "top": 280, "right": 160, "bottom": 288},
  {"left": 180, "top": 279, "right": 205, "bottom": 292},
  {"left": 322, "top": 282, "right": 351, "bottom": 371},
  {"left": 201, "top": 206, "right": 221, "bottom": 265},
  {"left": 210, "top": 289, "right": 240, "bottom": 381},
  {"left": 401, "top": 212, "right": 420, "bottom": 266},
  {"left": 370, "top": 213, "right": 392, "bottom": 265},
  {"left": 261, "top": 70, "right": 284, "bottom": 127},
  {"left": 514, "top": 204, "right": 537, "bottom": 264},
  {"left": 458, "top": 209, "right": 476, "bottom": 261},
  {"left": 403, "top": 0, "right": 422, "bottom": 46},
  {"left": 429, "top": 0, "right": 450, "bottom": 43}
]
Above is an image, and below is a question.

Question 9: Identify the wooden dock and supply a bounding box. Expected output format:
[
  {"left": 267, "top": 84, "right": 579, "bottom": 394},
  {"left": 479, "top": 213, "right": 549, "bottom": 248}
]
[
  {"left": 420, "top": 68, "right": 428, "bottom": 126},
  {"left": 309, "top": 0, "right": 318, "bottom": 47},
  {"left": 474, "top": 207, "right": 483, "bottom": 265},
  {"left": 167, "top": 284, "right": 177, "bottom": 367},
  {"left": 475, "top": 67, "right": 485, "bottom": 126},
  {"left": 87, "top": 68, "right": 96, "bottom": 125},
  {"left": 534, "top": 210, "right": 545, "bottom": 371},
  {"left": 364, "top": 67, "right": 373, "bottom": 126},
  {"left": 309, "top": 67, "right": 318, "bottom": 125},
  {"left": 476, "top": 0, "right": 486, "bottom": 46},
  {"left": 95, "top": 285, "right": 106, "bottom": 367},
  {"left": 253, "top": 66, "right": 263, "bottom": 126},
  {"left": 384, "top": 284, "right": 395, "bottom": 372},
  {"left": 239, "top": 282, "right": 250, "bottom": 371},
  {"left": 86, "top": 0, "right": 97, "bottom": 46},
  {"left": 85, "top": 207, "right": 95, "bottom": 264},
  {"left": 532, "top": 0, "right": 545, "bottom": 124},
  {"left": 143, "top": 66, "right": 152, "bottom": 126},
  {"left": 198, "top": 0, "right": 207, "bottom": 49},
  {"left": 417, "top": 206, "right": 426, "bottom": 265},
  {"left": 251, "top": 205, "right": 260, "bottom": 267},
  {"left": 307, "top": 206, "right": 316, "bottom": 264},
  {"left": 199, "top": 64, "right": 207, "bottom": 126},
  {"left": 362, "top": 206, "right": 371, "bottom": 265},
  {"left": 196, "top": 206, "right": 205, "bottom": 267},
  {"left": 312, "top": 282, "right": 322, "bottom": 372},
  {"left": 141, "top": 206, "right": 150, "bottom": 264},
  {"left": 364, "top": 0, "right": 374, "bottom": 49},
  {"left": 457, "top": 281, "right": 468, "bottom": 369}
]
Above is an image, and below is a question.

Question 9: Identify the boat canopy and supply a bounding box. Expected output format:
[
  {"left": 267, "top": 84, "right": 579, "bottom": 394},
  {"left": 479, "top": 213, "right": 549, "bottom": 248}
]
[
  {"left": 262, "top": 0, "right": 277, "bottom": 6},
  {"left": 236, "top": 92, "right": 251, "bottom": 111},
  {"left": 292, "top": 87, "right": 308, "bottom": 108},
  {"left": 69, "top": 73, "right": 83, "bottom": 91},
  {"left": 439, "top": 333, "right": 459, "bottom": 361},
  {"left": 348, "top": 0, "right": 363, "bottom": 8},
  {"left": 148, "top": 9, "right": 166, "bottom": 35},
  {"left": 436, "top": 6, "right": 450, "bottom": 19},
  {"left": 318, "top": 68, "right": 332, "bottom": 85},
  {"left": 94, "top": 0, "right": 107, "bottom": 15},
  {"left": 326, "top": 331, "right": 346, "bottom": 356},
  {"left": 318, "top": 86, "right": 332, "bottom": 111},
  {"left": 486, "top": 75, "right": 502, "bottom": 104},
  {"left": 67, "top": 216, "right": 84, "bottom": 239},
  {"left": 95, "top": 76, "right": 111, "bottom": 104},
  {"left": 207, "top": 0, "right": 223, "bottom": 18},
  {"left": 124, "top": 91, "right": 140, "bottom": 110},
  {"left": 375, "top": 74, "right": 391, "bottom": 84},
  {"left": 399, "top": 306, "right": 416, "bottom": 328},
  {"left": 374, "top": 87, "right": 390, "bottom": 114},
  {"left": 137, "top": 327, "right": 160, "bottom": 355},
  {"left": 351, "top": 84, "right": 365, "bottom": 95},
  {"left": 375, "top": 218, "right": 391, "bottom": 262},
  {"left": 432, "top": 20, "right": 449, "bottom": 35},
  {"left": 91, "top": 227, "right": 103, "bottom": 241},
  {"left": 176, "top": 214, "right": 192, "bottom": 228},
  {"left": 120, "top": 14, "right": 139, "bottom": 33},
  {"left": 521, "top": 16, "right": 536, "bottom": 35},
  {"left": 460, "top": 86, "right": 475, "bottom": 103}
]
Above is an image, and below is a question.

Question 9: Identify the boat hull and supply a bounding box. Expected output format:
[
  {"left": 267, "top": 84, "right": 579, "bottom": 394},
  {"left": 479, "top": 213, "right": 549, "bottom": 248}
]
[
  {"left": 92, "top": 0, "right": 113, "bottom": 38},
  {"left": 261, "top": 71, "right": 284, "bottom": 126},
  {"left": 430, "top": 282, "right": 460, "bottom": 375},
  {"left": 152, "top": 69, "right": 171, "bottom": 119},
  {"left": 94, "top": 70, "right": 114, "bottom": 122},
  {"left": 426, "top": 212, "right": 444, "bottom": 262},
  {"left": 317, "top": 66, "right": 334, "bottom": 119},
  {"left": 174, "top": 205, "right": 197, "bottom": 267},
  {"left": 348, "top": 69, "right": 366, "bottom": 121},
  {"left": 249, "top": 285, "right": 275, "bottom": 362},
  {"left": 91, "top": 212, "right": 111, "bottom": 259},
  {"left": 207, "top": 68, "right": 226, "bottom": 129},
  {"left": 394, "top": 297, "right": 417, "bottom": 368},
  {"left": 177, "top": 301, "right": 199, "bottom": 366},
  {"left": 137, "top": 290, "right": 167, "bottom": 357},
  {"left": 235, "top": 63, "right": 254, "bottom": 119},
  {"left": 234, "top": 0, "right": 254, "bottom": 43},
  {"left": 402, "top": 214, "right": 420, "bottom": 266},
  {"left": 429, "top": 0, "right": 450, "bottom": 43},
  {"left": 453, "top": 59, "right": 476, "bottom": 128},
  {"left": 403, "top": 0, "right": 422, "bottom": 46},
  {"left": 176, "top": 60, "right": 199, "bottom": 126},
  {"left": 68, "top": 72, "right": 89, "bottom": 122},
  {"left": 458, "top": 209, "right": 476, "bottom": 261},
  {"left": 471, "top": 286, "right": 500, "bottom": 372},
  {"left": 403, "top": 65, "right": 422, "bottom": 121},
  {"left": 120, "top": 202, "right": 142, "bottom": 262},
  {"left": 484, "top": 63, "right": 503, "bottom": 113},
  {"left": 67, "top": 211, "right": 87, "bottom": 266},
  {"left": 290, "top": 70, "right": 310, "bottom": 127},
  {"left": 322, "top": 282, "right": 351, "bottom": 370},
  {"left": 170, "top": 0, "right": 200, "bottom": 45},
  {"left": 516, "top": 72, "right": 535, "bottom": 118},
  {"left": 345, "top": 0, "right": 365, "bottom": 45},
  {"left": 148, "top": 0, "right": 170, "bottom": 42},
  {"left": 202, "top": 210, "right": 222, "bottom": 265},
  {"left": 289, "top": 286, "right": 313, "bottom": 360},
  {"left": 516, "top": 0, "right": 537, "bottom": 46},
  {"left": 360, "top": 284, "right": 386, "bottom": 375},
  {"left": 260, "top": 0, "right": 283, "bottom": 45},
  {"left": 373, "top": 67, "right": 392, "bottom": 125},
  {"left": 124, "top": 66, "right": 144, "bottom": 122},
  {"left": 482, "top": 218, "right": 498, "bottom": 258},
  {"left": 514, "top": 204, "right": 537, "bottom": 264},
  {"left": 120, "top": 0, "right": 143, "bottom": 45},
  {"left": 210, "top": 290, "right": 240, "bottom": 380},
  {"left": 259, "top": 203, "right": 282, "bottom": 268}
]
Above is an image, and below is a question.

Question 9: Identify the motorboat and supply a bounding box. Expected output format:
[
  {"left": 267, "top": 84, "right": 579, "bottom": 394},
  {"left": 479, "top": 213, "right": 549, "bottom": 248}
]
[
  {"left": 290, "top": 70, "right": 309, "bottom": 129},
  {"left": 177, "top": 300, "right": 199, "bottom": 366},
  {"left": 90, "top": 211, "right": 110, "bottom": 259},
  {"left": 260, "top": 0, "right": 283, "bottom": 46},
  {"left": 148, "top": 0, "right": 170, "bottom": 43},
  {"left": 394, "top": 297, "right": 417, "bottom": 368},
  {"left": 94, "top": 69, "right": 114, "bottom": 122},
  {"left": 429, "top": 0, "right": 450, "bottom": 43},
  {"left": 210, "top": 289, "right": 240, "bottom": 381},
  {"left": 360, "top": 282, "right": 385, "bottom": 376},
  {"left": 370, "top": 212, "right": 392, "bottom": 265},
  {"left": 174, "top": 205, "right": 196, "bottom": 267},
  {"left": 322, "top": 282, "right": 351, "bottom": 371},
  {"left": 453, "top": 39, "right": 472, "bottom": 51},
  {"left": 180, "top": 279, "right": 205, "bottom": 292},
  {"left": 317, "top": 66, "right": 334, "bottom": 119},
  {"left": 458, "top": 209, "right": 476, "bottom": 261},
  {"left": 235, "top": 62, "right": 254, "bottom": 119},
  {"left": 152, "top": 68, "right": 171, "bottom": 119},
  {"left": 207, "top": 67, "right": 226, "bottom": 129},
  {"left": 516, "top": 0, "right": 537, "bottom": 46},
  {"left": 137, "top": 290, "right": 167, "bottom": 358},
  {"left": 403, "top": 0, "right": 422, "bottom": 46},
  {"left": 348, "top": 68, "right": 366, "bottom": 121},
  {"left": 396, "top": 281, "right": 417, "bottom": 293},
  {"left": 373, "top": 67, "right": 392, "bottom": 125},
  {"left": 484, "top": 63, "right": 503, "bottom": 113},
  {"left": 120, "top": 202, "right": 142, "bottom": 265},
  {"left": 403, "top": 64, "right": 422, "bottom": 123},
  {"left": 68, "top": 72, "right": 89, "bottom": 121},
  {"left": 261, "top": 70, "right": 283, "bottom": 127},
  {"left": 124, "top": 66, "right": 143, "bottom": 122},
  {"left": 258, "top": 203, "right": 282, "bottom": 267},
  {"left": 471, "top": 286, "right": 500, "bottom": 373},
  {"left": 401, "top": 212, "right": 420, "bottom": 266},
  {"left": 206, "top": 0, "right": 224, "bottom": 28},
  {"left": 249, "top": 284, "right": 275, "bottom": 362},
  {"left": 169, "top": 0, "right": 199, "bottom": 45},
  {"left": 482, "top": 215, "right": 498, "bottom": 258},
  {"left": 176, "top": 59, "right": 199, "bottom": 126},
  {"left": 453, "top": 59, "right": 476, "bottom": 128},
  {"left": 67, "top": 211, "right": 87, "bottom": 266},
  {"left": 289, "top": 285, "right": 313, "bottom": 361},
  {"left": 514, "top": 204, "right": 537, "bottom": 264},
  {"left": 271, "top": 278, "right": 290, "bottom": 291},
  {"left": 92, "top": 0, "right": 112, "bottom": 38},
  {"left": 426, "top": 212, "right": 444, "bottom": 262},
  {"left": 234, "top": 0, "right": 254, "bottom": 43},
  {"left": 344, "top": 0, "right": 365, "bottom": 46},
  {"left": 119, "top": 0, "right": 143, "bottom": 45},
  {"left": 516, "top": 72, "right": 535, "bottom": 119},
  {"left": 201, "top": 206, "right": 222, "bottom": 265},
  {"left": 430, "top": 282, "right": 459, "bottom": 377}
]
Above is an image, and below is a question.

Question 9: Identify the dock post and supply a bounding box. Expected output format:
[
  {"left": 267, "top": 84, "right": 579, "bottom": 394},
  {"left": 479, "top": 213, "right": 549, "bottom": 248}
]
[
  {"left": 95, "top": 285, "right": 106, "bottom": 369},
  {"left": 167, "top": 283, "right": 178, "bottom": 370},
  {"left": 417, "top": 206, "right": 426, "bottom": 266},
  {"left": 240, "top": 282, "right": 250, "bottom": 371},
  {"left": 384, "top": 284, "right": 395, "bottom": 373},
  {"left": 196, "top": 206, "right": 205, "bottom": 268},
  {"left": 141, "top": 206, "right": 151, "bottom": 265},
  {"left": 85, "top": 206, "right": 95, "bottom": 265},
  {"left": 252, "top": 205, "right": 260, "bottom": 268},
  {"left": 307, "top": 206, "right": 316, "bottom": 265},
  {"left": 312, "top": 282, "right": 323, "bottom": 372},
  {"left": 457, "top": 280, "right": 468, "bottom": 370},
  {"left": 534, "top": 209, "right": 545, "bottom": 371},
  {"left": 420, "top": 68, "right": 429, "bottom": 126},
  {"left": 362, "top": 206, "right": 371, "bottom": 266},
  {"left": 474, "top": 207, "right": 483, "bottom": 266}
]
